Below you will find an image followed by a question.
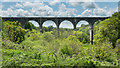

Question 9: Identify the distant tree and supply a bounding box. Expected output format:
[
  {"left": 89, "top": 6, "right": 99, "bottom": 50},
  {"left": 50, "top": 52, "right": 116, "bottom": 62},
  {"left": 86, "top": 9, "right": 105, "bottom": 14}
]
[
  {"left": 79, "top": 25, "right": 90, "bottom": 35},
  {"left": 81, "top": 24, "right": 85, "bottom": 27},
  {"left": 97, "top": 20, "right": 101, "bottom": 25},
  {"left": 48, "top": 25, "right": 54, "bottom": 31},
  {"left": 73, "top": 31, "right": 89, "bottom": 43},
  {"left": 42, "top": 26, "right": 49, "bottom": 32},
  {"left": 24, "top": 22, "right": 35, "bottom": 31}
]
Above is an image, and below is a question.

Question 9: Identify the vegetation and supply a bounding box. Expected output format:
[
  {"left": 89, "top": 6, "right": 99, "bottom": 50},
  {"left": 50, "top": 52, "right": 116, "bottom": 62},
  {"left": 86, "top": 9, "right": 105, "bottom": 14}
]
[
  {"left": 94, "top": 12, "right": 120, "bottom": 48},
  {"left": 1, "top": 12, "right": 120, "bottom": 67},
  {"left": 2, "top": 21, "right": 26, "bottom": 44},
  {"left": 24, "top": 22, "right": 36, "bottom": 31}
]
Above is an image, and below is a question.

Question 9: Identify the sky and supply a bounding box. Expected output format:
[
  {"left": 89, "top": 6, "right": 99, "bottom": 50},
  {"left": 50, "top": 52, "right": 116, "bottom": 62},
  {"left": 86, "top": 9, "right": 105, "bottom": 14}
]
[{"left": 0, "top": 0, "right": 119, "bottom": 28}]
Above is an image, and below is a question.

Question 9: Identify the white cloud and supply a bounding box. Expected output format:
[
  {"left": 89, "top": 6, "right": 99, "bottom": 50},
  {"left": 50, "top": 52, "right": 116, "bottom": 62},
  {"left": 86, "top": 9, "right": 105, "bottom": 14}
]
[
  {"left": 0, "top": 4, "right": 2, "bottom": 16},
  {"left": 1, "top": 0, "right": 120, "bottom": 2},
  {"left": 53, "top": 4, "right": 77, "bottom": 17},
  {"left": 1, "top": 7, "right": 31, "bottom": 17},
  {"left": 22, "top": 2, "right": 54, "bottom": 17},
  {"left": 69, "top": 0, "right": 95, "bottom": 6},
  {"left": 49, "top": 0, "right": 61, "bottom": 5},
  {"left": 23, "top": 2, "right": 44, "bottom": 7},
  {"left": 81, "top": 9, "right": 93, "bottom": 17},
  {"left": 15, "top": 9, "right": 31, "bottom": 16},
  {"left": 1, "top": 2, "right": 54, "bottom": 17},
  {"left": 69, "top": 2, "right": 83, "bottom": 6},
  {"left": 15, "top": 3, "right": 23, "bottom": 8},
  {"left": 0, "top": 4, "right": 2, "bottom": 8},
  {"left": 69, "top": 0, "right": 95, "bottom": 2},
  {"left": 81, "top": 2, "right": 98, "bottom": 9},
  {"left": 69, "top": 2, "right": 98, "bottom": 10},
  {"left": 80, "top": 6, "right": 118, "bottom": 17},
  {"left": 31, "top": 4, "right": 54, "bottom": 16},
  {"left": 1, "top": 2, "right": 118, "bottom": 17}
]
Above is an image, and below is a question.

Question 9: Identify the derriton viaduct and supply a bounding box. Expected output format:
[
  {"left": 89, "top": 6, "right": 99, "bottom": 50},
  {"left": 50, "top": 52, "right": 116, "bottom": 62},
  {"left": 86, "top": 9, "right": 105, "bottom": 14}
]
[{"left": 2, "top": 17, "right": 110, "bottom": 45}]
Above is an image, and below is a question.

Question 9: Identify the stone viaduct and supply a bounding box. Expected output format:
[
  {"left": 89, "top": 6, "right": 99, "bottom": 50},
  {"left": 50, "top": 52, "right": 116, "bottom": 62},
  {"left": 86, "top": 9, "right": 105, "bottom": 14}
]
[{"left": 2, "top": 17, "right": 110, "bottom": 45}]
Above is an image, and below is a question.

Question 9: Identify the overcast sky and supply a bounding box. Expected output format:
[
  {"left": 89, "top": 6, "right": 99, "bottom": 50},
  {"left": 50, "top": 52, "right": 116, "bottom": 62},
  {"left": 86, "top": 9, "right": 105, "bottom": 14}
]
[{"left": 0, "top": 0, "right": 119, "bottom": 28}]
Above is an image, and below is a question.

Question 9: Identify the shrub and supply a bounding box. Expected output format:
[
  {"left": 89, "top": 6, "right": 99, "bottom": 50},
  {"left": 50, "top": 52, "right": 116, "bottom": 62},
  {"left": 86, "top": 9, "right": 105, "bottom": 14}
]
[
  {"left": 116, "top": 39, "right": 120, "bottom": 47},
  {"left": 2, "top": 21, "right": 25, "bottom": 43},
  {"left": 73, "top": 31, "right": 89, "bottom": 43},
  {"left": 24, "top": 22, "right": 35, "bottom": 31},
  {"left": 42, "top": 32, "right": 55, "bottom": 42},
  {"left": 60, "top": 44, "right": 73, "bottom": 57},
  {"left": 94, "top": 12, "right": 120, "bottom": 48}
]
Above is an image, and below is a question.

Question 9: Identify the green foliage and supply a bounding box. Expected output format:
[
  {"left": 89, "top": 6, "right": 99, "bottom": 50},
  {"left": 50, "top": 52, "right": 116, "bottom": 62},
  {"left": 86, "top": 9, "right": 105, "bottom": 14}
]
[
  {"left": 2, "top": 21, "right": 25, "bottom": 43},
  {"left": 25, "top": 22, "right": 35, "bottom": 31},
  {"left": 42, "top": 26, "right": 49, "bottom": 32},
  {"left": 2, "top": 12, "right": 120, "bottom": 66},
  {"left": 116, "top": 39, "right": 120, "bottom": 65},
  {"left": 73, "top": 31, "right": 89, "bottom": 43},
  {"left": 48, "top": 25, "right": 54, "bottom": 31},
  {"left": 42, "top": 31, "right": 55, "bottom": 42},
  {"left": 79, "top": 24, "right": 90, "bottom": 35},
  {"left": 94, "top": 12, "right": 120, "bottom": 48},
  {"left": 0, "top": 17, "right": 2, "bottom": 31},
  {"left": 59, "top": 28, "right": 73, "bottom": 39},
  {"left": 60, "top": 43, "right": 73, "bottom": 57},
  {"left": 116, "top": 39, "right": 120, "bottom": 48}
]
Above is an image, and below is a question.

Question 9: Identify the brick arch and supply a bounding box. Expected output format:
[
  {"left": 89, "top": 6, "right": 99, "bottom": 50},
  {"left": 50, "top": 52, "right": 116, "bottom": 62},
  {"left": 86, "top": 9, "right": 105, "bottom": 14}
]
[
  {"left": 42, "top": 20, "right": 57, "bottom": 27},
  {"left": 59, "top": 20, "right": 74, "bottom": 29},
  {"left": 26, "top": 20, "right": 40, "bottom": 27},
  {"left": 76, "top": 20, "right": 89, "bottom": 27}
]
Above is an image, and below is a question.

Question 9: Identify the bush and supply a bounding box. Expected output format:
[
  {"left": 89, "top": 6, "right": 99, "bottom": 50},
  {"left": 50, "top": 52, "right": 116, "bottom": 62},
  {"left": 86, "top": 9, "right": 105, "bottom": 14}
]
[
  {"left": 73, "top": 31, "right": 89, "bottom": 43},
  {"left": 42, "top": 31, "right": 55, "bottom": 42},
  {"left": 94, "top": 12, "right": 120, "bottom": 48},
  {"left": 59, "top": 35, "right": 82, "bottom": 57},
  {"left": 116, "top": 39, "right": 120, "bottom": 47},
  {"left": 60, "top": 44, "right": 73, "bottom": 57},
  {"left": 2, "top": 21, "right": 25, "bottom": 43},
  {"left": 24, "top": 22, "right": 35, "bottom": 31},
  {"left": 2, "top": 12, "right": 120, "bottom": 66}
]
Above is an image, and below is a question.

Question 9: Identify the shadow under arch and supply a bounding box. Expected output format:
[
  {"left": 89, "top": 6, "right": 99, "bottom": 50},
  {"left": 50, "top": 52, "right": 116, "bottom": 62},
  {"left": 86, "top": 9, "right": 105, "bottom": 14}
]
[{"left": 59, "top": 20, "right": 74, "bottom": 29}]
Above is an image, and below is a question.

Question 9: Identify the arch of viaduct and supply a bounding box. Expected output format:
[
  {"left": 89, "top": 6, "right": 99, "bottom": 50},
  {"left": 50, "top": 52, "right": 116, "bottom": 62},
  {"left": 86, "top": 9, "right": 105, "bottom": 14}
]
[{"left": 2, "top": 17, "right": 110, "bottom": 45}]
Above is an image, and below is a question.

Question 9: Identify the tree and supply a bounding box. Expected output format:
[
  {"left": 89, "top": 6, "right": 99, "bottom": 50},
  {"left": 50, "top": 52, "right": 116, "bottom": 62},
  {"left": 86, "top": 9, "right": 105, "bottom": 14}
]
[
  {"left": 3, "top": 21, "right": 25, "bottom": 43},
  {"left": 79, "top": 24, "right": 90, "bottom": 35},
  {"left": 42, "top": 26, "right": 49, "bottom": 32},
  {"left": 73, "top": 31, "right": 89, "bottom": 43},
  {"left": 94, "top": 12, "right": 120, "bottom": 48},
  {"left": 48, "top": 25, "right": 54, "bottom": 31},
  {"left": 24, "top": 22, "right": 35, "bottom": 31}
]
